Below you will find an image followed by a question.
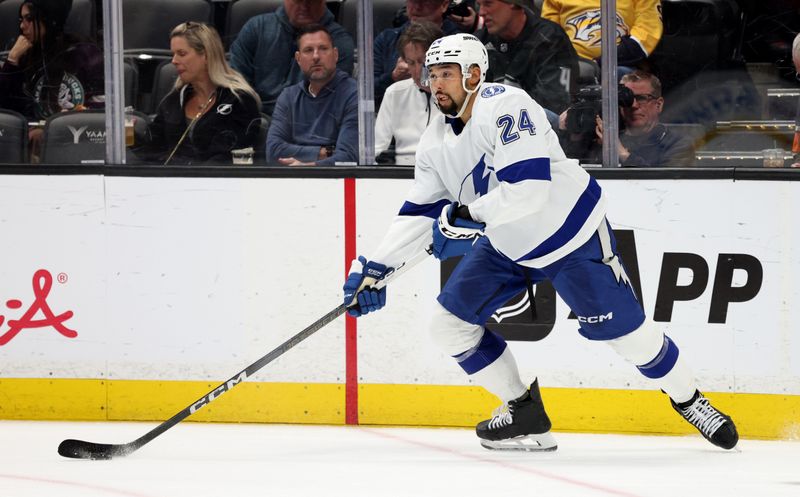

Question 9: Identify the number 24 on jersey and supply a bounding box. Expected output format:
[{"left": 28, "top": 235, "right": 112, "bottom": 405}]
[{"left": 496, "top": 108, "right": 536, "bottom": 145}]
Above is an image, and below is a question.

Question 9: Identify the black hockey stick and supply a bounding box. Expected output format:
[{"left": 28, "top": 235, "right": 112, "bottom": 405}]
[{"left": 58, "top": 247, "right": 432, "bottom": 460}]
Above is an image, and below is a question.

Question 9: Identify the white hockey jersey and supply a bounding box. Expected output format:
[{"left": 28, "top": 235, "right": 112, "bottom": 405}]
[{"left": 370, "top": 83, "right": 607, "bottom": 269}]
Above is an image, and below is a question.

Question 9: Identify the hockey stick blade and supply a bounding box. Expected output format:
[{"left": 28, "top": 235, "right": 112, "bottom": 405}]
[
  {"left": 57, "top": 247, "right": 432, "bottom": 460},
  {"left": 58, "top": 439, "right": 136, "bottom": 460}
]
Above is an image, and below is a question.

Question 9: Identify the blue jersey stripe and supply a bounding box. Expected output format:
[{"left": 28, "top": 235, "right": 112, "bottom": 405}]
[
  {"left": 496, "top": 157, "right": 551, "bottom": 183},
  {"left": 515, "top": 176, "right": 602, "bottom": 262},
  {"left": 398, "top": 199, "right": 451, "bottom": 219}
]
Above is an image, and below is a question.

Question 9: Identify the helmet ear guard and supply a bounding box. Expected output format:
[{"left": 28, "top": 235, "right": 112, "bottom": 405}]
[{"left": 424, "top": 34, "right": 489, "bottom": 119}]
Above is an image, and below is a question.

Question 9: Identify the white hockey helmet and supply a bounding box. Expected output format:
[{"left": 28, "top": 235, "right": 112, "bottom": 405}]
[
  {"left": 424, "top": 33, "right": 488, "bottom": 87},
  {"left": 424, "top": 33, "right": 488, "bottom": 118}
]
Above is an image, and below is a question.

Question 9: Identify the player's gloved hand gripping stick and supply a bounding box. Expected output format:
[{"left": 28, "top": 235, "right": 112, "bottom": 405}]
[
  {"left": 343, "top": 256, "right": 392, "bottom": 317},
  {"left": 57, "top": 247, "right": 432, "bottom": 460},
  {"left": 342, "top": 201, "right": 484, "bottom": 316}
]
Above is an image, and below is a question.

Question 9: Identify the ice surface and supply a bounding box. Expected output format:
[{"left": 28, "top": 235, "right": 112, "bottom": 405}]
[{"left": 1, "top": 420, "right": 798, "bottom": 497}]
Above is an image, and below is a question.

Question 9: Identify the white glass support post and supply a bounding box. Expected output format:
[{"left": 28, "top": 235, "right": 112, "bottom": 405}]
[
  {"left": 600, "top": 0, "right": 619, "bottom": 167},
  {"left": 357, "top": 0, "right": 375, "bottom": 165},
  {"left": 103, "top": 0, "right": 125, "bottom": 165}
]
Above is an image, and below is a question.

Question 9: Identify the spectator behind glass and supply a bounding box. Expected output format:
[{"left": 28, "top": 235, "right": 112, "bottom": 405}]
[
  {"left": 266, "top": 24, "right": 358, "bottom": 166},
  {"left": 375, "top": 21, "right": 443, "bottom": 165},
  {"left": 229, "top": 0, "right": 354, "bottom": 116},
  {"left": 0, "top": 0, "right": 103, "bottom": 160},
  {"left": 541, "top": 0, "right": 662, "bottom": 78},
  {"left": 132, "top": 22, "right": 261, "bottom": 165},
  {"left": 475, "top": 0, "right": 578, "bottom": 116},
  {"left": 593, "top": 70, "right": 695, "bottom": 167},
  {"left": 374, "top": 0, "right": 463, "bottom": 109}
]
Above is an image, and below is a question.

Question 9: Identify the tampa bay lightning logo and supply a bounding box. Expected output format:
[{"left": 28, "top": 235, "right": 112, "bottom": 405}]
[{"left": 481, "top": 85, "right": 505, "bottom": 98}]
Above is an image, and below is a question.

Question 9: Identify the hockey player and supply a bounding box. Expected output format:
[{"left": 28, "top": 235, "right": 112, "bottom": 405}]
[{"left": 343, "top": 33, "right": 738, "bottom": 451}]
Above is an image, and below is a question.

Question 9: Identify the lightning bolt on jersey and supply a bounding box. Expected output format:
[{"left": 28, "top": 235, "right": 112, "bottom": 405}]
[{"left": 370, "top": 83, "right": 607, "bottom": 270}]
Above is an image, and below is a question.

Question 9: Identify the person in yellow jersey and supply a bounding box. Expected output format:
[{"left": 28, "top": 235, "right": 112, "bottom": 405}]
[{"left": 541, "top": 0, "right": 662, "bottom": 77}]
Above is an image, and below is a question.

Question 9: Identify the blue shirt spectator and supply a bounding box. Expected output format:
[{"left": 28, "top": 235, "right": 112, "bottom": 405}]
[
  {"left": 229, "top": 0, "right": 354, "bottom": 116},
  {"left": 266, "top": 25, "right": 358, "bottom": 166}
]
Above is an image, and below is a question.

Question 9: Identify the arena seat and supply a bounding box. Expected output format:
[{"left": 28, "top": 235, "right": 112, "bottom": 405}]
[
  {"left": 147, "top": 60, "right": 179, "bottom": 114},
  {"left": 41, "top": 110, "right": 107, "bottom": 164},
  {"left": 0, "top": 109, "right": 28, "bottom": 163},
  {"left": 124, "top": 58, "right": 139, "bottom": 108},
  {"left": 122, "top": 0, "right": 214, "bottom": 57},
  {"left": 64, "top": 0, "right": 96, "bottom": 41},
  {"left": 650, "top": 0, "right": 744, "bottom": 96},
  {"left": 652, "top": 0, "right": 761, "bottom": 128}
]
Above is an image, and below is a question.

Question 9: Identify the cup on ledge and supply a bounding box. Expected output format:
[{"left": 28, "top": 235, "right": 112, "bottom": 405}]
[
  {"left": 232, "top": 147, "right": 254, "bottom": 165},
  {"left": 125, "top": 117, "right": 135, "bottom": 147},
  {"left": 762, "top": 148, "right": 785, "bottom": 168}
]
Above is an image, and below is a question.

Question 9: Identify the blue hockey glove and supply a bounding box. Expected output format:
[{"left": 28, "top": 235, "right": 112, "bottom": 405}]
[
  {"left": 432, "top": 202, "right": 486, "bottom": 261},
  {"left": 343, "top": 256, "right": 392, "bottom": 317}
]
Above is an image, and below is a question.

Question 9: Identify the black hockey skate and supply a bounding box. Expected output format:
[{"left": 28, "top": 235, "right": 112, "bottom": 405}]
[
  {"left": 671, "top": 390, "right": 739, "bottom": 450},
  {"left": 476, "top": 379, "right": 557, "bottom": 452}
]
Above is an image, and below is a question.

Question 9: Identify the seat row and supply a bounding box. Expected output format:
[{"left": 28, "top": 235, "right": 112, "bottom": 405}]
[
  {"left": 0, "top": 0, "right": 409, "bottom": 55},
  {"left": 0, "top": 107, "right": 272, "bottom": 164}
]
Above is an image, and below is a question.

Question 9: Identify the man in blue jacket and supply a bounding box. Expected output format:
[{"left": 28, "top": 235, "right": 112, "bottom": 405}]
[
  {"left": 266, "top": 24, "right": 359, "bottom": 166},
  {"left": 229, "top": 0, "right": 354, "bottom": 115}
]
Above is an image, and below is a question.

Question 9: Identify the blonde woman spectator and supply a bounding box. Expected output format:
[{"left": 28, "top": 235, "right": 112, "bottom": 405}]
[{"left": 134, "top": 22, "right": 261, "bottom": 165}]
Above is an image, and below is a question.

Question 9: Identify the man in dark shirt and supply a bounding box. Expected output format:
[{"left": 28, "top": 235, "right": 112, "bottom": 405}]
[
  {"left": 266, "top": 24, "right": 358, "bottom": 166},
  {"left": 475, "top": 0, "right": 578, "bottom": 115},
  {"left": 229, "top": 0, "right": 354, "bottom": 115},
  {"left": 596, "top": 70, "right": 695, "bottom": 167}
]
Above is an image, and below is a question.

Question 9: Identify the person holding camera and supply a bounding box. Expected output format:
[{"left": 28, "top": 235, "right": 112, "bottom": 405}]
[
  {"left": 597, "top": 71, "right": 694, "bottom": 167},
  {"left": 559, "top": 71, "right": 695, "bottom": 167}
]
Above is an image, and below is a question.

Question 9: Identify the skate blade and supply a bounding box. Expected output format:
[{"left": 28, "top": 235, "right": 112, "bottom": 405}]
[{"left": 479, "top": 432, "right": 558, "bottom": 452}]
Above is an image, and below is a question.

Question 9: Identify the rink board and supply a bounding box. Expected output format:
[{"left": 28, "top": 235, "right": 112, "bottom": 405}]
[{"left": 0, "top": 174, "right": 798, "bottom": 439}]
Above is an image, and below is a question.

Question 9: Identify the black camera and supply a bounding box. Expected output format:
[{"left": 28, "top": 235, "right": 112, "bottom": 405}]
[
  {"left": 565, "top": 84, "right": 635, "bottom": 135},
  {"left": 446, "top": 0, "right": 473, "bottom": 18}
]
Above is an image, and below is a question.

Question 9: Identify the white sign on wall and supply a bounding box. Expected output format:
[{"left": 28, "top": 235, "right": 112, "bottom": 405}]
[{"left": 0, "top": 175, "right": 797, "bottom": 398}]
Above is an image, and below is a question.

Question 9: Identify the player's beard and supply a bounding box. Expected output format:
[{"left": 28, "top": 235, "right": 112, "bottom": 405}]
[{"left": 435, "top": 91, "right": 461, "bottom": 116}]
